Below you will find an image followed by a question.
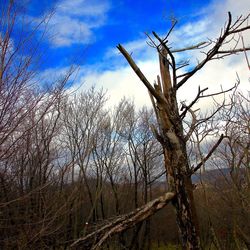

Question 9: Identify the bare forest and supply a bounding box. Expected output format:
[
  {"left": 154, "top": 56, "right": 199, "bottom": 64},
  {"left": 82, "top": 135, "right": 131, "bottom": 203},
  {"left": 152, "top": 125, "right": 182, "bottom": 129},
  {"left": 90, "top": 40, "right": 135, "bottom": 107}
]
[{"left": 0, "top": 1, "right": 250, "bottom": 250}]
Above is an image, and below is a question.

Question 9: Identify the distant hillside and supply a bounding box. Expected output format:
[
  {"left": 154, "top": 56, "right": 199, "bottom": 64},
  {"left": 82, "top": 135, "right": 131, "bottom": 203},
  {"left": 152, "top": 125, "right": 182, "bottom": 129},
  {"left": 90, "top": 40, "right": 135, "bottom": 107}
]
[
  {"left": 192, "top": 168, "right": 231, "bottom": 184},
  {"left": 192, "top": 168, "right": 248, "bottom": 187},
  {"left": 153, "top": 168, "right": 247, "bottom": 189}
]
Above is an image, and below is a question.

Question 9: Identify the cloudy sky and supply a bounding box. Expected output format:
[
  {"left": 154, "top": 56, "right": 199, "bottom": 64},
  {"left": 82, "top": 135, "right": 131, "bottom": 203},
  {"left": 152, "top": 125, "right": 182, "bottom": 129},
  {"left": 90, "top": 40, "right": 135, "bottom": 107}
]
[{"left": 22, "top": 0, "right": 250, "bottom": 107}]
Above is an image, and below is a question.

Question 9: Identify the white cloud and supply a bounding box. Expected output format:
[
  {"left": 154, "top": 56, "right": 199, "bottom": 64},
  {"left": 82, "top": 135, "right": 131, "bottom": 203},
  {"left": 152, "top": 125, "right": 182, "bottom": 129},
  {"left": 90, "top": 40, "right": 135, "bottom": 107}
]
[
  {"left": 44, "top": 0, "right": 110, "bottom": 47},
  {"left": 57, "top": 0, "right": 109, "bottom": 16},
  {"left": 44, "top": 0, "right": 249, "bottom": 110},
  {"left": 105, "top": 38, "right": 154, "bottom": 61},
  {"left": 208, "top": 0, "right": 250, "bottom": 22},
  {"left": 69, "top": 59, "right": 159, "bottom": 109},
  {"left": 177, "top": 56, "right": 249, "bottom": 111},
  {"left": 38, "top": 65, "right": 75, "bottom": 83},
  {"left": 175, "top": 0, "right": 250, "bottom": 105},
  {"left": 97, "top": 0, "right": 250, "bottom": 109}
]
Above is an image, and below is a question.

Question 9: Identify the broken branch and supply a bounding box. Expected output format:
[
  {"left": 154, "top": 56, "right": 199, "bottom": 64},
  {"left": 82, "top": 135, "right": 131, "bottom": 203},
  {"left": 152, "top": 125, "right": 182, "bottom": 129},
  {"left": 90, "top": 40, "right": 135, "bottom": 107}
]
[{"left": 70, "top": 192, "right": 175, "bottom": 249}]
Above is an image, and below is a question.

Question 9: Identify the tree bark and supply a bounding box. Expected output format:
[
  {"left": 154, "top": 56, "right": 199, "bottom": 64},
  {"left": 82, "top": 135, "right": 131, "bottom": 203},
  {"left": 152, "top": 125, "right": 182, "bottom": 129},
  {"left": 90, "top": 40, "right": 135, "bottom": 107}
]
[{"left": 156, "top": 50, "right": 200, "bottom": 249}]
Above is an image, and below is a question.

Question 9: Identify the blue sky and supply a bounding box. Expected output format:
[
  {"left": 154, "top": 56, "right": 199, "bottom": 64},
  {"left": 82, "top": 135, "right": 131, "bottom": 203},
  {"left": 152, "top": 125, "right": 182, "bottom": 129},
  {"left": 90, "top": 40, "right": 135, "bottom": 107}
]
[
  {"left": 25, "top": 0, "right": 212, "bottom": 70},
  {"left": 10, "top": 0, "right": 250, "bottom": 107}
]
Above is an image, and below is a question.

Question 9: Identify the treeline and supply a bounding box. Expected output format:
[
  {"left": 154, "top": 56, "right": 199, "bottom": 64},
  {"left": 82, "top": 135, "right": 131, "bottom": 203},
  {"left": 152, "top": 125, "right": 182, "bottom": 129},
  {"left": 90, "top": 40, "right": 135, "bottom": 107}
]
[
  {"left": 0, "top": 82, "right": 249, "bottom": 249},
  {"left": 0, "top": 82, "right": 170, "bottom": 248}
]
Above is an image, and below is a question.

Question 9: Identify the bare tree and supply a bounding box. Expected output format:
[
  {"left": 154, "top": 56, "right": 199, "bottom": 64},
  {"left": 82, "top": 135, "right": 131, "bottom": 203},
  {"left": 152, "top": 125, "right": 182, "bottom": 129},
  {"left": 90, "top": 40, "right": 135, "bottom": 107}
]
[
  {"left": 59, "top": 88, "right": 107, "bottom": 239},
  {"left": 0, "top": 1, "right": 74, "bottom": 248},
  {"left": 123, "top": 107, "right": 163, "bottom": 250},
  {"left": 207, "top": 91, "right": 250, "bottom": 249},
  {"left": 71, "top": 12, "right": 250, "bottom": 249}
]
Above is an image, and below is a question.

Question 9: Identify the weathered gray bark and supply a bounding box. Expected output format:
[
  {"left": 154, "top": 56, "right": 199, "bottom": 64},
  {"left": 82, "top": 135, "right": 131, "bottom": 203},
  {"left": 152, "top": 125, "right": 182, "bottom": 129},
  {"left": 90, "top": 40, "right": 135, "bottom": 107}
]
[{"left": 155, "top": 50, "right": 200, "bottom": 249}]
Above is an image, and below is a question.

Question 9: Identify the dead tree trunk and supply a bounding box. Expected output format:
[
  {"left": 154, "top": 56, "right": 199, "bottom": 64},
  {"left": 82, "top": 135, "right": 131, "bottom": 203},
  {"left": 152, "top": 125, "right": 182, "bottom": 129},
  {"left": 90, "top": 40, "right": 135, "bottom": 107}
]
[
  {"left": 117, "top": 44, "right": 200, "bottom": 249},
  {"left": 156, "top": 49, "right": 200, "bottom": 249}
]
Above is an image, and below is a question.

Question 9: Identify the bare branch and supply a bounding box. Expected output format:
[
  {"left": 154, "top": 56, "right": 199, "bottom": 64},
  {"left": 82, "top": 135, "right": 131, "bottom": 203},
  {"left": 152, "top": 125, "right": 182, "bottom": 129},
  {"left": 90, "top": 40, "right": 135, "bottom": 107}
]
[
  {"left": 191, "top": 134, "right": 224, "bottom": 174},
  {"left": 241, "top": 34, "right": 250, "bottom": 69},
  {"left": 172, "top": 41, "right": 208, "bottom": 53},
  {"left": 148, "top": 170, "right": 167, "bottom": 185},
  {"left": 176, "top": 12, "right": 233, "bottom": 89},
  {"left": 117, "top": 44, "right": 166, "bottom": 104},
  {"left": 152, "top": 31, "right": 177, "bottom": 87},
  {"left": 184, "top": 108, "right": 197, "bottom": 141},
  {"left": 70, "top": 192, "right": 176, "bottom": 249},
  {"left": 180, "top": 86, "right": 208, "bottom": 119},
  {"left": 217, "top": 47, "right": 250, "bottom": 54},
  {"left": 162, "top": 19, "right": 178, "bottom": 43},
  {"left": 200, "top": 83, "right": 238, "bottom": 98},
  {"left": 148, "top": 90, "right": 159, "bottom": 122}
]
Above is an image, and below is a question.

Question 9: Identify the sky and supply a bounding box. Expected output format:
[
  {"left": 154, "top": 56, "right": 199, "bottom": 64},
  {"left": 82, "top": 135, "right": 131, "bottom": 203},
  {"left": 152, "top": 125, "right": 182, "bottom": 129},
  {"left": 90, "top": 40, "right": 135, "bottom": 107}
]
[{"left": 11, "top": 0, "right": 250, "bottom": 108}]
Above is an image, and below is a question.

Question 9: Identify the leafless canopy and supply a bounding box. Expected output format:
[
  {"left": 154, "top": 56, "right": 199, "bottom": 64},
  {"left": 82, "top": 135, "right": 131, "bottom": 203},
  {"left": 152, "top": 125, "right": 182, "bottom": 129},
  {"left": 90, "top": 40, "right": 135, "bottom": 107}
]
[{"left": 71, "top": 12, "right": 250, "bottom": 249}]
